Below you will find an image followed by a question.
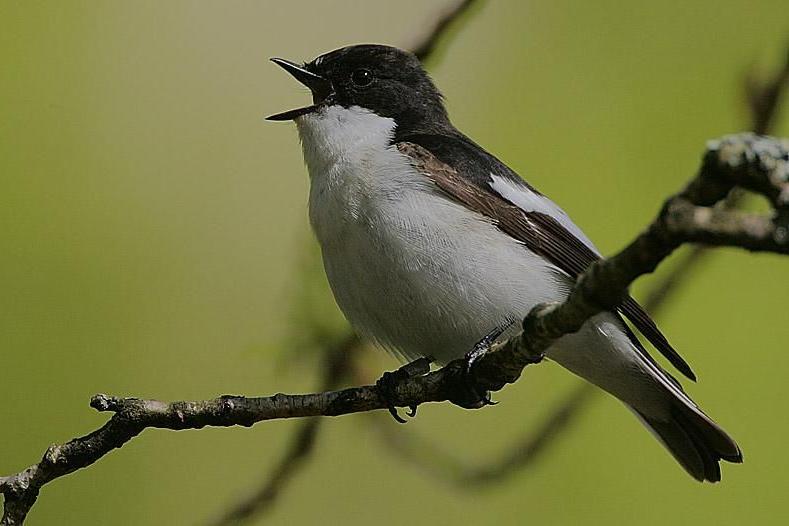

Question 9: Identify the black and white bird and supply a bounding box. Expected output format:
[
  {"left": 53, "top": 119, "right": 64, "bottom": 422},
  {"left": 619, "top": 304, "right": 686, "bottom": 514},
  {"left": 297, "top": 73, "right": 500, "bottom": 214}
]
[{"left": 268, "top": 44, "right": 742, "bottom": 482}]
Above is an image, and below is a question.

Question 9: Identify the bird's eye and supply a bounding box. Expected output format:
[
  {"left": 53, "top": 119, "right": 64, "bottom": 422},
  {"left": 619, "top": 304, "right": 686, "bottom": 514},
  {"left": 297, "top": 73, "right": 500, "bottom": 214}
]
[{"left": 351, "top": 68, "right": 374, "bottom": 87}]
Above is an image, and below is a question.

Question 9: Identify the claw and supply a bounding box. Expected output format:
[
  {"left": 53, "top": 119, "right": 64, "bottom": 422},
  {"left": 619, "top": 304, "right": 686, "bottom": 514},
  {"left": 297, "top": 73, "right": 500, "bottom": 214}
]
[
  {"left": 388, "top": 406, "right": 408, "bottom": 424},
  {"left": 375, "top": 357, "right": 432, "bottom": 423},
  {"left": 452, "top": 319, "right": 516, "bottom": 409}
]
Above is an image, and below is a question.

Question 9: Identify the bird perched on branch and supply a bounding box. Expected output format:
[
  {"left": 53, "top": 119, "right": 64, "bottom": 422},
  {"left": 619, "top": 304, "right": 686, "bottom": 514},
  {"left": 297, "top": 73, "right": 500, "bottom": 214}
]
[{"left": 268, "top": 44, "right": 741, "bottom": 482}]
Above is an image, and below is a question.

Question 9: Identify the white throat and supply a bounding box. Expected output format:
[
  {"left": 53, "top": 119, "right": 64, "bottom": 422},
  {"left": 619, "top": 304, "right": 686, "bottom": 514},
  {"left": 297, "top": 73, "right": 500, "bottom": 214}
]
[{"left": 295, "top": 104, "right": 396, "bottom": 180}]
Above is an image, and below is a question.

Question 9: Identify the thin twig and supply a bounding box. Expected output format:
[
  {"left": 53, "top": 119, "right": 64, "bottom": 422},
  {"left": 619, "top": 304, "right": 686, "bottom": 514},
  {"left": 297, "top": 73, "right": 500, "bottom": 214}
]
[
  {"left": 410, "top": 0, "right": 481, "bottom": 62},
  {"left": 747, "top": 44, "right": 789, "bottom": 136}
]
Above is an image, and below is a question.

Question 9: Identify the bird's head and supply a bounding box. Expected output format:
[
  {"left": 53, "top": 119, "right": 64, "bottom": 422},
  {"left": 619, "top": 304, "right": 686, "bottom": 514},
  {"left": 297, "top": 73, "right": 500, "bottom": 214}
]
[{"left": 267, "top": 44, "right": 449, "bottom": 136}]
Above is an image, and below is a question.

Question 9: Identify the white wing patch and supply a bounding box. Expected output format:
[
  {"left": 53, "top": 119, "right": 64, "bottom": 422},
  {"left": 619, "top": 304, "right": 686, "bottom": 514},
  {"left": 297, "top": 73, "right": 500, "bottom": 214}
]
[{"left": 489, "top": 174, "right": 599, "bottom": 254}]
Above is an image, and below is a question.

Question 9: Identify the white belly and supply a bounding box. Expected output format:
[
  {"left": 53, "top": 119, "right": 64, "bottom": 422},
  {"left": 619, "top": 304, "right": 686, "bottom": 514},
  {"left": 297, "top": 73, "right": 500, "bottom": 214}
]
[
  {"left": 316, "top": 168, "right": 565, "bottom": 364},
  {"left": 296, "top": 106, "right": 559, "bottom": 362}
]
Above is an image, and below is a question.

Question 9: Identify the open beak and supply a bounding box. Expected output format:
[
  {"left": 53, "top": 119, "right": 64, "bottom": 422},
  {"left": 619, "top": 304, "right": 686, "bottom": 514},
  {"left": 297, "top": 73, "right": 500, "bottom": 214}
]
[{"left": 266, "top": 58, "right": 332, "bottom": 121}]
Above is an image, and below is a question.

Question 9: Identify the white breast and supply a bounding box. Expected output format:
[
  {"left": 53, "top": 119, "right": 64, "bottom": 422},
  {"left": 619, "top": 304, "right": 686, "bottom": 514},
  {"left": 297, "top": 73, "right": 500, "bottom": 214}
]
[{"left": 296, "top": 105, "right": 565, "bottom": 364}]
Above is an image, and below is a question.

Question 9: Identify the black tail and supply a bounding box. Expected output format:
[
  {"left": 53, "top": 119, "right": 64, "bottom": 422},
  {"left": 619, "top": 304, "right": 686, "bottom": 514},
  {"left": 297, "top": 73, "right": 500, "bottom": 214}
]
[{"left": 636, "top": 403, "right": 742, "bottom": 482}]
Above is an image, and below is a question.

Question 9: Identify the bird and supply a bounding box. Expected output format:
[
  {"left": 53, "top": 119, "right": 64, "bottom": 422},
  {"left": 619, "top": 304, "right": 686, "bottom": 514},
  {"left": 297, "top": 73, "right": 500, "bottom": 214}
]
[{"left": 267, "top": 44, "right": 742, "bottom": 482}]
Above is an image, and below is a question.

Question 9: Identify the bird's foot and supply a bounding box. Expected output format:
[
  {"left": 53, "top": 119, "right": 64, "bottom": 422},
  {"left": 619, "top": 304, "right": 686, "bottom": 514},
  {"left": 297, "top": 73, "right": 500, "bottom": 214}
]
[
  {"left": 375, "top": 357, "right": 432, "bottom": 423},
  {"left": 450, "top": 320, "right": 516, "bottom": 409}
]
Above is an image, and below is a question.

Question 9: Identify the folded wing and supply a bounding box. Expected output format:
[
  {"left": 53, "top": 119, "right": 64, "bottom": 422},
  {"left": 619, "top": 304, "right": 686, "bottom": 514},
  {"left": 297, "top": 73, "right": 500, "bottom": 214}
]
[{"left": 396, "top": 138, "right": 696, "bottom": 381}]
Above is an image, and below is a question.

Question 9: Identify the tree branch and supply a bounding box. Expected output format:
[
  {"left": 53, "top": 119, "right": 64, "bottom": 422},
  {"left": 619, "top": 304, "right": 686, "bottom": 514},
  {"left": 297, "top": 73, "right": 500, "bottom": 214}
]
[
  {"left": 636, "top": 46, "right": 789, "bottom": 313},
  {"left": 3, "top": 132, "right": 788, "bottom": 524},
  {"left": 409, "top": 0, "right": 481, "bottom": 62},
  {"left": 466, "top": 134, "right": 789, "bottom": 395}
]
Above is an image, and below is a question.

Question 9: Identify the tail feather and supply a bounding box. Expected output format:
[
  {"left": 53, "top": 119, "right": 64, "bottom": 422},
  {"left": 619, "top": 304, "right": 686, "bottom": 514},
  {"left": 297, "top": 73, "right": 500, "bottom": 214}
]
[{"left": 635, "top": 403, "right": 742, "bottom": 483}]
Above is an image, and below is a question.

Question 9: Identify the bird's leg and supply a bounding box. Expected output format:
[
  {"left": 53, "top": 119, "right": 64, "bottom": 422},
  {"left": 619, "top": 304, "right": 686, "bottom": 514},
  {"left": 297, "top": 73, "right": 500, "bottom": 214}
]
[
  {"left": 452, "top": 319, "right": 517, "bottom": 409},
  {"left": 375, "top": 356, "right": 433, "bottom": 423}
]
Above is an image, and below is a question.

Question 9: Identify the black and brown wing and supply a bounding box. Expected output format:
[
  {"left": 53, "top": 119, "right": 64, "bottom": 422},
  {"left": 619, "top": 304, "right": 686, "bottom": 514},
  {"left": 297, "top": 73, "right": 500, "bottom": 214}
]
[{"left": 396, "top": 140, "right": 696, "bottom": 381}]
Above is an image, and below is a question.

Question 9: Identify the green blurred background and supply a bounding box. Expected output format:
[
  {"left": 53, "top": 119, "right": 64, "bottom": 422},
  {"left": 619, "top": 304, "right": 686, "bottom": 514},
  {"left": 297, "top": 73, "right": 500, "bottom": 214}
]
[{"left": 2, "top": 1, "right": 788, "bottom": 524}]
